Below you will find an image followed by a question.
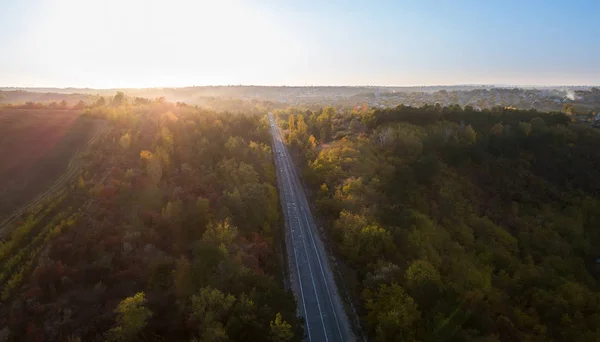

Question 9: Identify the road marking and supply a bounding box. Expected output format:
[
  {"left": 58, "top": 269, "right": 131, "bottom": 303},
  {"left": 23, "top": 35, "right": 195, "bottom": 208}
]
[
  {"left": 300, "top": 205, "right": 344, "bottom": 340},
  {"left": 276, "top": 125, "right": 329, "bottom": 342},
  {"left": 284, "top": 168, "right": 329, "bottom": 342},
  {"left": 270, "top": 115, "right": 330, "bottom": 341},
  {"left": 277, "top": 130, "right": 344, "bottom": 340},
  {"left": 272, "top": 122, "right": 313, "bottom": 341},
  {"left": 271, "top": 113, "right": 346, "bottom": 341}
]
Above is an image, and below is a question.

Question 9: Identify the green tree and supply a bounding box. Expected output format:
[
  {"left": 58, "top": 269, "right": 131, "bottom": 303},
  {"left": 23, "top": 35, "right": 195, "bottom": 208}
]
[
  {"left": 335, "top": 211, "right": 394, "bottom": 265},
  {"left": 270, "top": 313, "right": 294, "bottom": 341},
  {"left": 530, "top": 117, "right": 547, "bottom": 133},
  {"left": 518, "top": 121, "right": 532, "bottom": 136},
  {"left": 189, "top": 287, "right": 236, "bottom": 341},
  {"left": 195, "top": 196, "right": 211, "bottom": 230},
  {"left": 491, "top": 122, "right": 504, "bottom": 136},
  {"left": 202, "top": 220, "right": 238, "bottom": 249},
  {"left": 106, "top": 292, "right": 152, "bottom": 341},
  {"left": 173, "top": 256, "right": 193, "bottom": 303},
  {"left": 405, "top": 259, "right": 441, "bottom": 288},
  {"left": 460, "top": 125, "right": 477, "bottom": 144},
  {"left": 364, "top": 283, "right": 421, "bottom": 341}
]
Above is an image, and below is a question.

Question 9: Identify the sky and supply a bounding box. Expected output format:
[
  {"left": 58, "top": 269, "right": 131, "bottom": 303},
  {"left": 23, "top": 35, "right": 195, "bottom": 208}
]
[{"left": 1, "top": 0, "right": 599, "bottom": 88}]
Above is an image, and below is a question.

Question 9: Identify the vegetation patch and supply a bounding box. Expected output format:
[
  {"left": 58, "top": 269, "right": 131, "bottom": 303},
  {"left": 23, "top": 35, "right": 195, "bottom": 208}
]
[{"left": 282, "top": 104, "right": 600, "bottom": 341}]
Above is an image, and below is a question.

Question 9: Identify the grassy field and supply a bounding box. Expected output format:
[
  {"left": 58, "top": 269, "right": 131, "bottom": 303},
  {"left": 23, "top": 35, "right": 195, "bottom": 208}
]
[{"left": 0, "top": 109, "right": 102, "bottom": 227}]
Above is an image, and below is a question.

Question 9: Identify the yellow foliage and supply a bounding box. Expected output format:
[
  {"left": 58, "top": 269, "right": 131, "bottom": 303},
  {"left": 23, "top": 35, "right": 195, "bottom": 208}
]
[
  {"left": 140, "top": 150, "right": 153, "bottom": 160},
  {"left": 139, "top": 150, "right": 162, "bottom": 183},
  {"left": 165, "top": 111, "right": 178, "bottom": 122},
  {"left": 308, "top": 135, "right": 317, "bottom": 148},
  {"left": 119, "top": 133, "right": 131, "bottom": 149}
]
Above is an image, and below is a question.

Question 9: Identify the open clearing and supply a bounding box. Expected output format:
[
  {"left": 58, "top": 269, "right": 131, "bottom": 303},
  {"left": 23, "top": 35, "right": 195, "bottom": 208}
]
[{"left": 0, "top": 109, "right": 102, "bottom": 224}]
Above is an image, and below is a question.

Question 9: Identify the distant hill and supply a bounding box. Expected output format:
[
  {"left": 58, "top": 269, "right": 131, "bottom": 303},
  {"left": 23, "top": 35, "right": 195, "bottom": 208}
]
[{"left": 2, "top": 85, "right": 599, "bottom": 113}]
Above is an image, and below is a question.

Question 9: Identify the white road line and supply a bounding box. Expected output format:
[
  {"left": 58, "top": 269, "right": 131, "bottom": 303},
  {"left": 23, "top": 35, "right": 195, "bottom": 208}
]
[
  {"left": 271, "top": 118, "right": 329, "bottom": 341},
  {"left": 282, "top": 149, "right": 329, "bottom": 342},
  {"left": 277, "top": 132, "right": 344, "bottom": 340},
  {"left": 272, "top": 126, "right": 313, "bottom": 341},
  {"left": 300, "top": 206, "right": 344, "bottom": 340}
]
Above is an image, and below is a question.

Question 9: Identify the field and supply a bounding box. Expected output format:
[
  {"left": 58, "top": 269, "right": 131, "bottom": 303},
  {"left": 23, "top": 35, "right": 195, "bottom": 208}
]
[{"left": 0, "top": 109, "right": 102, "bottom": 227}]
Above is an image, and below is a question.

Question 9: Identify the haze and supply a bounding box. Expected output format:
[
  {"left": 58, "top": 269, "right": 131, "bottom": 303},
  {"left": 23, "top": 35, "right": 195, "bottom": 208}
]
[{"left": 1, "top": 0, "right": 599, "bottom": 88}]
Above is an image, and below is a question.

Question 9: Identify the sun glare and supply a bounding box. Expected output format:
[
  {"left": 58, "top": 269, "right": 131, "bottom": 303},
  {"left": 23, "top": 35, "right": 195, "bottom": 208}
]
[{"left": 21, "top": 0, "right": 298, "bottom": 88}]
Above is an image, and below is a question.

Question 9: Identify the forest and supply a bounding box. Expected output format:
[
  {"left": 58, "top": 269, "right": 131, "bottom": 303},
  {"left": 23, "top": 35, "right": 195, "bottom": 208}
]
[
  {"left": 281, "top": 104, "right": 600, "bottom": 341},
  {"left": 0, "top": 94, "right": 301, "bottom": 341}
]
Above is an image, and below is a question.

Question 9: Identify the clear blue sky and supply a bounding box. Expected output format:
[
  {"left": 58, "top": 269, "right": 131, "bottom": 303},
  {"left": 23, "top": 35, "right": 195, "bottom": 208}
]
[{"left": 1, "top": 0, "right": 599, "bottom": 88}]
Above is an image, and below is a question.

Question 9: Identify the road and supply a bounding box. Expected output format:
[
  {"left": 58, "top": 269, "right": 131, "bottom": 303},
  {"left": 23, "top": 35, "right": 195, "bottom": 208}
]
[{"left": 268, "top": 113, "right": 353, "bottom": 342}]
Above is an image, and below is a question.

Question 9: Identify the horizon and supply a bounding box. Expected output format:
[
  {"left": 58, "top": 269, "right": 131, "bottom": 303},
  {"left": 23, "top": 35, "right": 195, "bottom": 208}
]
[
  {"left": 2, "top": 0, "right": 599, "bottom": 88},
  {"left": 2, "top": 83, "right": 599, "bottom": 91}
]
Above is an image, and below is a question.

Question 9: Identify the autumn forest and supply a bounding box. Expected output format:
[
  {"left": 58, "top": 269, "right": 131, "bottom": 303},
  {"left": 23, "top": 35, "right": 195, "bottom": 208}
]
[{"left": 1, "top": 94, "right": 600, "bottom": 341}]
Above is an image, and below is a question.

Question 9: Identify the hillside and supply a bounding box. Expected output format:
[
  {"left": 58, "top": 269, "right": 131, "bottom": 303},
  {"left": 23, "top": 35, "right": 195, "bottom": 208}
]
[
  {"left": 0, "top": 109, "right": 103, "bottom": 227},
  {"left": 3, "top": 86, "right": 600, "bottom": 114},
  {"left": 0, "top": 97, "right": 301, "bottom": 341},
  {"left": 283, "top": 105, "right": 600, "bottom": 341}
]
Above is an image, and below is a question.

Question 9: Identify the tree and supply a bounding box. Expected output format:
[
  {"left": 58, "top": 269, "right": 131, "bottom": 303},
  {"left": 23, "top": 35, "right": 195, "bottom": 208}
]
[
  {"left": 195, "top": 196, "right": 211, "bottom": 230},
  {"left": 414, "top": 155, "right": 440, "bottom": 185},
  {"left": 317, "top": 107, "right": 334, "bottom": 141},
  {"left": 335, "top": 211, "right": 394, "bottom": 265},
  {"left": 562, "top": 103, "right": 575, "bottom": 115},
  {"left": 202, "top": 220, "right": 238, "bottom": 248},
  {"left": 518, "top": 122, "right": 532, "bottom": 136},
  {"left": 530, "top": 117, "right": 547, "bottom": 133},
  {"left": 1, "top": 103, "right": 302, "bottom": 340},
  {"left": 405, "top": 259, "right": 441, "bottom": 288},
  {"left": 72, "top": 100, "right": 86, "bottom": 110},
  {"left": 95, "top": 96, "right": 106, "bottom": 106},
  {"left": 217, "top": 159, "right": 259, "bottom": 190},
  {"left": 189, "top": 287, "right": 236, "bottom": 341},
  {"left": 173, "top": 256, "right": 193, "bottom": 302},
  {"left": 364, "top": 283, "right": 421, "bottom": 341},
  {"left": 106, "top": 292, "right": 152, "bottom": 341},
  {"left": 270, "top": 313, "right": 294, "bottom": 341},
  {"left": 460, "top": 125, "right": 477, "bottom": 144},
  {"left": 294, "top": 103, "right": 600, "bottom": 341},
  {"left": 296, "top": 114, "right": 307, "bottom": 134},
  {"left": 288, "top": 115, "right": 296, "bottom": 132},
  {"left": 404, "top": 259, "right": 442, "bottom": 310},
  {"left": 119, "top": 133, "right": 131, "bottom": 149},
  {"left": 491, "top": 123, "right": 504, "bottom": 136},
  {"left": 140, "top": 150, "right": 162, "bottom": 184},
  {"left": 112, "top": 91, "right": 126, "bottom": 106},
  {"left": 308, "top": 135, "right": 317, "bottom": 149}
]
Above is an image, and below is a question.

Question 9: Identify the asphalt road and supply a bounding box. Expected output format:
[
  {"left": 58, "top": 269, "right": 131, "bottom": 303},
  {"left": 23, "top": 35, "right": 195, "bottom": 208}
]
[{"left": 268, "top": 113, "right": 353, "bottom": 342}]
